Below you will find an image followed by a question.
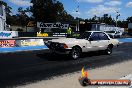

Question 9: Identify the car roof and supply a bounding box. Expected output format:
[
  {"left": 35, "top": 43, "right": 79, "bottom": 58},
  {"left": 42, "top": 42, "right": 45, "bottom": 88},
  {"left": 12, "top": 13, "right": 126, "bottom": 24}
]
[{"left": 85, "top": 31, "right": 104, "bottom": 33}]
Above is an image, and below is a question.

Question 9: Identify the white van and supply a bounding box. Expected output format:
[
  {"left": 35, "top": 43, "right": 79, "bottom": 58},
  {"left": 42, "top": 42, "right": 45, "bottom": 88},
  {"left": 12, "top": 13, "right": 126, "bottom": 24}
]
[{"left": 105, "top": 31, "right": 122, "bottom": 38}]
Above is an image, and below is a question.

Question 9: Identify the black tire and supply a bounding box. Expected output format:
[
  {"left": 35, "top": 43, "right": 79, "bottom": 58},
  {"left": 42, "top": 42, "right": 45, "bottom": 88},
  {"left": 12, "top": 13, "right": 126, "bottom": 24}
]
[
  {"left": 105, "top": 46, "right": 112, "bottom": 55},
  {"left": 71, "top": 47, "right": 81, "bottom": 60}
]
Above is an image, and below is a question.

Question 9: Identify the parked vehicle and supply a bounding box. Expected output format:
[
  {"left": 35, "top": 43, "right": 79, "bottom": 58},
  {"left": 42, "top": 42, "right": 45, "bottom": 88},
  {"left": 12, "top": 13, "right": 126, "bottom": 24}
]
[
  {"left": 105, "top": 31, "right": 122, "bottom": 38},
  {"left": 45, "top": 31, "right": 119, "bottom": 60}
]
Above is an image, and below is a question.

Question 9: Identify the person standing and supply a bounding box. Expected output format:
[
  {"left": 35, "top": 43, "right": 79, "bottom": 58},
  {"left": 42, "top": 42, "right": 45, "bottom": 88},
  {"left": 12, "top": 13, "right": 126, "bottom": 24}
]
[{"left": 67, "top": 26, "right": 72, "bottom": 37}]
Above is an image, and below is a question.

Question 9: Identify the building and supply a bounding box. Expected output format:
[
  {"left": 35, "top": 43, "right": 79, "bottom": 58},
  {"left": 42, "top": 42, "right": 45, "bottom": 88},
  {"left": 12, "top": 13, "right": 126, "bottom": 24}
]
[
  {"left": 128, "top": 23, "right": 132, "bottom": 35},
  {"left": 0, "top": 5, "right": 6, "bottom": 31}
]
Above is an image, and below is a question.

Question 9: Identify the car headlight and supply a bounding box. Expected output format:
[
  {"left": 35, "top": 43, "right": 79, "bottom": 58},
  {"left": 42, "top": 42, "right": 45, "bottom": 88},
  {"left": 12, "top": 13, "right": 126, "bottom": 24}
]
[
  {"left": 63, "top": 44, "right": 68, "bottom": 48},
  {"left": 60, "top": 43, "right": 68, "bottom": 49}
]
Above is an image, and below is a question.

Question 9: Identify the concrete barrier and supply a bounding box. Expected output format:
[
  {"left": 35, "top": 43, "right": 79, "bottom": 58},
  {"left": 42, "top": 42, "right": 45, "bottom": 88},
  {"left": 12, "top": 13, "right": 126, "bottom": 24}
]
[{"left": 0, "top": 37, "right": 62, "bottom": 53}]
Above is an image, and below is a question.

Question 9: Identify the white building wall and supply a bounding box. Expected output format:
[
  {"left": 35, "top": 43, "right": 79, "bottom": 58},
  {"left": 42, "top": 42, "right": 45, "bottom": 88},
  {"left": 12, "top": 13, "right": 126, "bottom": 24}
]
[
  {"left": 128, "top": 23, "right": 132, "bottom": 29},
  {"left": 91, "top": 24, "right": 124, "bottom": 34},
  {"left": 0, "top": 5, "right": 6, "bottom": 31}
]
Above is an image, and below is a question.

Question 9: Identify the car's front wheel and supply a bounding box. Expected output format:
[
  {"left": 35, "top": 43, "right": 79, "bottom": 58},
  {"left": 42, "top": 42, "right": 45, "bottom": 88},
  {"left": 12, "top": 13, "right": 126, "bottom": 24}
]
[
  {"left": 71, "top": 47, "right": 81, "bottom": 60},
  {"left": 105, "top": 46, "right": 112, "bottom": 55}
]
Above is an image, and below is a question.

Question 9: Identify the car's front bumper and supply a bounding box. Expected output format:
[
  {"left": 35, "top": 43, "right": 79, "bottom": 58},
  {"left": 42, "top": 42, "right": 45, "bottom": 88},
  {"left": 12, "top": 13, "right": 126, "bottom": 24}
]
[{"left": 45, "top": 42, "right": 72, "bottom": 54}]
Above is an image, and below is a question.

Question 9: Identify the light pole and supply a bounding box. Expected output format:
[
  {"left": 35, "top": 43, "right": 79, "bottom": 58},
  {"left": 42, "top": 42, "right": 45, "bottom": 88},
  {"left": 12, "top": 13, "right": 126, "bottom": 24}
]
[
  {"left": 76, "top": 5, "right": 79, "bottom": 32},
  {"left": 116, "top": 11, "right": 120, "bottom": 27}
]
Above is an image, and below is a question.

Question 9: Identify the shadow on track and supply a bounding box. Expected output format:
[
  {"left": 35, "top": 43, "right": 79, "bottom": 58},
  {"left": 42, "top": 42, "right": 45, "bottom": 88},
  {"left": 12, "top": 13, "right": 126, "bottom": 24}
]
[
  {"left": 36, "top": 53, "right": 72, "bottom": 61},
  {"left": 36, "top": 49, "right": 106, "bottom": 61}
]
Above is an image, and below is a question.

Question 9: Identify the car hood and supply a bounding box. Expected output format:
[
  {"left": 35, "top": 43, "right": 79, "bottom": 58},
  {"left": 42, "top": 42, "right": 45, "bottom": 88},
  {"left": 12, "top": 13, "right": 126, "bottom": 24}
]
[
  {"left": 110, "top": 38, "right": 119, "bottom": 45},
  {"left": 48, "top": 38, "right": 84, "bottom": 44}
]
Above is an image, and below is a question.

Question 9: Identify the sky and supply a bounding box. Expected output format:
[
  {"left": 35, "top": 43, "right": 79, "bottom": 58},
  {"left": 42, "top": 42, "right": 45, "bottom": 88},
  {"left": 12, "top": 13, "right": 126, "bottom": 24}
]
[{"left": 3, "top": 0, "right": 132, "bottom": 21}]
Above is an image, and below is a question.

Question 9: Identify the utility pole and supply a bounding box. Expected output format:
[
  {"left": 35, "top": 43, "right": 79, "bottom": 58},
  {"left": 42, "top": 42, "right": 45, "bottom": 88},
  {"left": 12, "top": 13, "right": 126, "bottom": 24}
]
[
  {"left": 76, "top": 5, "right": 79, "bottom": 32},
  {"left": 116, "top": 11, "right": 120, "bottom": 27}
]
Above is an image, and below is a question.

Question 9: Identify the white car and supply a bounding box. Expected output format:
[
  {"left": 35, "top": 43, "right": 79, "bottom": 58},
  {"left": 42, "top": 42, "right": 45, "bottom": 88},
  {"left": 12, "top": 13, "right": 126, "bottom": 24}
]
[
  {"left": 105, "top": 31, "right": 122, "bottom": 38},
  {"left": 45, "top": 31, "right": 119, "bottom": 59}
]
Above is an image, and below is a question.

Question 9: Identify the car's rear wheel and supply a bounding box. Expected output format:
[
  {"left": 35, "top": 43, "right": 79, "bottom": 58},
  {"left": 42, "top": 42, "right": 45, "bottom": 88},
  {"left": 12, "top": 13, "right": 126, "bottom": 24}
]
[
  {"left": 71, "top": 47, "right": 81, "bottom": 60},
  {"left": 105, "top": 46, "right": 112, "bottom": 55}
]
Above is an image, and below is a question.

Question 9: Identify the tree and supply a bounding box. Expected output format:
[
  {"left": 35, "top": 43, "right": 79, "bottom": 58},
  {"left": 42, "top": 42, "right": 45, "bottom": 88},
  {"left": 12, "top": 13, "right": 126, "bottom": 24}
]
[
  {"left": 17, "top": 7, "right": 30, "bottom": 27},
  {"left": 127, "top": 16, "right": 132, "bottom": 23},
  {"left": 0, "top": 1, "right": 12, "bottom": 15},
  {"left": 30, "top": 0, "right": 74, "bottom": 22}
]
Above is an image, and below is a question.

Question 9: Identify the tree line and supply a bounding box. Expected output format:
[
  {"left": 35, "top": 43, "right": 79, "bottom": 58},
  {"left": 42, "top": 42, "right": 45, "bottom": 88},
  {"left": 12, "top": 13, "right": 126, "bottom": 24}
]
[{"left": 0, "top": 0, "right": 132, "bottom": 28}]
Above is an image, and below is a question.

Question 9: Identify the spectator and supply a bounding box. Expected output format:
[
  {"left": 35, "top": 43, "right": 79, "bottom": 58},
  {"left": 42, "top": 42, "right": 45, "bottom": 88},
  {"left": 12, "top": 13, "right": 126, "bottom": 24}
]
[{"left": 67, "top": 26, "right": 72, "bottom": 37}]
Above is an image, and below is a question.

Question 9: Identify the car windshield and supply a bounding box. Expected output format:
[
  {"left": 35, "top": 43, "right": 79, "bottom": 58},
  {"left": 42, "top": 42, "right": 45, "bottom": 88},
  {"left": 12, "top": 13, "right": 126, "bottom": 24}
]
[{"left": 76, "top": 32, "right": 91, "bottom": 39}]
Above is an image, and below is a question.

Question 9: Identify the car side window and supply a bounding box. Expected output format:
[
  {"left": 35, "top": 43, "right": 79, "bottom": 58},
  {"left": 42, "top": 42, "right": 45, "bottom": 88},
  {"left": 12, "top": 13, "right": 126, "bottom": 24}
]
[
  {"left": 90, "top": 33, "right": 100, "bottom": 41},
  {"left": 99, "top": 33, "right": 109, "bottom": 40},
  {"left": 79, "top": 32, "right": 91, "bottom": 39}
]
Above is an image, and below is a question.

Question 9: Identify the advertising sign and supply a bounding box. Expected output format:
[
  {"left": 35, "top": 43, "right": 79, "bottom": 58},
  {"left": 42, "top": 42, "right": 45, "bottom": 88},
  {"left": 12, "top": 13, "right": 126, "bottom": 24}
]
[
  {"left": 16, "top": 39, "right": 44, "bottom": 46},
  {"left": 37, "top": 22, "right": 69, "bottom": 29},
  {"left": 53, "top": 33, "right": 67, "bottom": 37},
  {"left": 0, "top": 40, "right": 16, "bottom": 47},
  {"left": 37, "top": 32, "right": 49, "bottom": 37},
  {"left": 0, "top": 31, "right": 18, "bottom": 38}
]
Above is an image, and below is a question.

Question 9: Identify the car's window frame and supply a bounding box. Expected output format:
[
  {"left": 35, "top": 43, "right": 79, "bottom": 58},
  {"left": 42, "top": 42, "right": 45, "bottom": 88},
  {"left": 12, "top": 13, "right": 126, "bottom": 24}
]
[
  {"left": 98, "top": 32, "right": 110, "bottom": 40},
  {"left": 89, "top": 32, "right": 110, "bottom": 41},
  {"left": 89, "top": 32, "right": 100, "bottom": 41}
]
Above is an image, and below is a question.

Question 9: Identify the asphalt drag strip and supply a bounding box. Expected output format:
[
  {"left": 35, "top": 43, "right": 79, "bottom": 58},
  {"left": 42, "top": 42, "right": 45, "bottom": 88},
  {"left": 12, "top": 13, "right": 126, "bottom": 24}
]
[{"left": 0, "top": 43, "right": 132, "bottom": 88}]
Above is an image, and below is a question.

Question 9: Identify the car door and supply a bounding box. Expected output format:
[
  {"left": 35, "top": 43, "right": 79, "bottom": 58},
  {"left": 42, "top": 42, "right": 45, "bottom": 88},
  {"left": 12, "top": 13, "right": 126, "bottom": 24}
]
[
  {"left": 98, "top": 32, "right": 110, "bottom": 50},
  {"left": 79, "top": 32, "right": 92, "bottom": 52},
  {"left": 86, "top": 32, "right": 100, "bottom": 51}
]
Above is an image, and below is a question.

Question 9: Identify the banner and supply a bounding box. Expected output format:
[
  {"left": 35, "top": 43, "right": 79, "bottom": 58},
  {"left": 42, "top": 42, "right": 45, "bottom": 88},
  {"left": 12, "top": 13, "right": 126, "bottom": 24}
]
[
  {"left": 37, "top": 32, "right": 49, "bottom": 37},
  {"left": 37, "top": 22, "right": 69, "bottom": 29},
  {"left": 0, "top": 31, "right": 18, "bottom": 38},
  {"left": 53, "top": 33, "right": 67, "bottom": 37},
  {"left": 16, "top": 39, "right": 44, "bottom": 46},
  {"left": 0, "top": 40, "right": 16, "bottom": 47}
]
